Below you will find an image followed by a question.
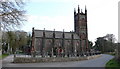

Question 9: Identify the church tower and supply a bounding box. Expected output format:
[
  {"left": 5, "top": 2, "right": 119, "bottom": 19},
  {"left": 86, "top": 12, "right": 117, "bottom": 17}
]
[{"left": 74, "top": 5, "right": 89, "bottom": 52}]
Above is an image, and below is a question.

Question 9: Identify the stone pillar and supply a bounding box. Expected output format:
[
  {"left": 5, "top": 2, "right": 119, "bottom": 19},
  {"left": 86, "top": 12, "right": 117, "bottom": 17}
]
[
  {"left": 81, "top": 40, "right": 85, "bottom": 56},
  {"left": 85, "top": 38, "right": 89, "bottom": 56},
  {"left": 79, "top": 39, "right": 82, "bottom": 56},
  {"left": 74, "top": 45, "right": 77, "bottom": 57},
  {"left": 31, "top": 27, "right": 36, "bottom": 57},
  {"left": 52, "top": 29, "right": 55, "bottom": 57},
  {"left": 71, "top": 31, "right": 74, "bottom": 57},
  {"left": 42, "top": 28, "right": 46, "bottom": 57},
  {"left": 51, "top": 48, "right": 54, "bottom": 57},
  {"left": 62, "top": 29, "right": 65, "bottom": 57}
]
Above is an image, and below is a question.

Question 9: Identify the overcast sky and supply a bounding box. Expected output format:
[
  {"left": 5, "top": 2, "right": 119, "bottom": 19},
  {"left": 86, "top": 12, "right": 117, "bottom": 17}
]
[{"left": 21, "top": 0, "right": 119, "bottom": 43}]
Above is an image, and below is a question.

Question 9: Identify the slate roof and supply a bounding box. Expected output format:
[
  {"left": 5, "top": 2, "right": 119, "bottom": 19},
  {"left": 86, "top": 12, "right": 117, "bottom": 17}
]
[{"left": 34, "top": 29, "right": 80, "bottom": 39}]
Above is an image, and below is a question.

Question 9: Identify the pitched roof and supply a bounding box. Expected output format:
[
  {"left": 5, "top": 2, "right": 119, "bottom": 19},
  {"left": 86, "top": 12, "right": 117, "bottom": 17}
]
[{"left": 34, "top": 29, "right": 80, "bottom": 39}]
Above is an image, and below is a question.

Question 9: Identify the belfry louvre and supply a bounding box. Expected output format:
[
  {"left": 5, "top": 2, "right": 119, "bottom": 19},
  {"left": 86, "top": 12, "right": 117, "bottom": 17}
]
[{"left": 31, "top": 5, "right": 90, "bottom": 57}]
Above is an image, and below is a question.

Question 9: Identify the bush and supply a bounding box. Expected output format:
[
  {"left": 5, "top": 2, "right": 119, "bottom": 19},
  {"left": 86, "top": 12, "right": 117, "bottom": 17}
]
[{"left": 106, "top": 58, "right": 120, "bottom": 67}]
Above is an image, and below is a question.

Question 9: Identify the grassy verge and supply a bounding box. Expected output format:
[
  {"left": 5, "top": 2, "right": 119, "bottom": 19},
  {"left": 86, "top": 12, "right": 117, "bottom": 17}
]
[
  {"left": 106, "top": 58, "right": 120, "bottom": 67},
  {"left": 0, "top": 55, "right": 2, "bottom": 59},
  {"left": 104, "top": 52, "right": 116, "bottom": 56},
  {"left": 0, "top": 54, "right": 9, "bottom": 59},
  {"left": 109, "top": 53, "right": 115, "bottom": 56}
]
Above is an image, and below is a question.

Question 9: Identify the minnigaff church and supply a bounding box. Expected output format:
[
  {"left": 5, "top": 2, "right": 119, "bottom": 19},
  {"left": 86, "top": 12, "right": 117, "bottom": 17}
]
[{"left": 31, "top": 5, "right": 90, "bottom": 57}]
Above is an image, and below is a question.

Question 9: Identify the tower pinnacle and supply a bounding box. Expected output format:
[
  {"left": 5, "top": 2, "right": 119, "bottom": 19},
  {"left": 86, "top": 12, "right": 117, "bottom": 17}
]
[
  {"left": 78, "top": 5, "right": 80, "bottom": 13},
  {"left": 85, "top": 5, "right": 87, "bottom": 10},
  {"left": 74, "top": 8, "right": 76, "bottom": 15},
  {"left": 85, "top": 5, "right": 87, "bottom": 14},
  {"left": 81, "top": 9, "right": 83, "bottom": 13}
]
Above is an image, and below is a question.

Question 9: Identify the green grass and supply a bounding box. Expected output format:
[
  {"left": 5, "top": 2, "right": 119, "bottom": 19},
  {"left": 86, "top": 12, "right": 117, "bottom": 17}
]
[
  {"left": 0, "top": 54, "right": 9, "bottom": 59},
  {"left": 0, "top": 55, "right": 2, "bottom": 59},
  {"left": 109, "top": 53, "right": 115, "bottom": 56},
  {"left": 104, "top": 52, "right": 116, "bottom": 56},
  {"left": 106, "top": 58, "right": 120, "bottom": 67}
]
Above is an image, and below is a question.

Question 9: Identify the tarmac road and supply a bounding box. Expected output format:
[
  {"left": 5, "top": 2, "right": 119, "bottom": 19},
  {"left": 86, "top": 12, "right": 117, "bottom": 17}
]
[{"left": 2, "top": 54, "right": 114, "bottom": 67}]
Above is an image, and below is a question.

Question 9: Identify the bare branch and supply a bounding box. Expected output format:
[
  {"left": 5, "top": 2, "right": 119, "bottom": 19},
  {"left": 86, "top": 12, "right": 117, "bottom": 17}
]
[{"left": 0, "top": 0, "right": 26, "bottom": 31}]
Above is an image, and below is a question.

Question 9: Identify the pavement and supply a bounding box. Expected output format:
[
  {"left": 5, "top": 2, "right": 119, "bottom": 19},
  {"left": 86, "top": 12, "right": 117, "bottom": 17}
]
[
  {"left": 2, "top": 55, "right": 14, "bottom": 63},
  {"left": 2, "top": 54, "right": 114, "bottom": 67}
]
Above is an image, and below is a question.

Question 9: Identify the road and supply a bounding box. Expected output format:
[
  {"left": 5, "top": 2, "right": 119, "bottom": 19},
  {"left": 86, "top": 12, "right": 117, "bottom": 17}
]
[{"left": 2, "top": 54, "right": 114, "bottom": 67}]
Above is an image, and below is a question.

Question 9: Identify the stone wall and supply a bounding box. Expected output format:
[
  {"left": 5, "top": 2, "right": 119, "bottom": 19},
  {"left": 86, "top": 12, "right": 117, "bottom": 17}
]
[{"left": 13, "top": 54, "right": 102, "bottom": 63}]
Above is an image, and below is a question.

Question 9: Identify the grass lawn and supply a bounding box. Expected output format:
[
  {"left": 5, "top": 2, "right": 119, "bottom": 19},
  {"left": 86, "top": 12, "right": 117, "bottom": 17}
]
[
  {"left": 0, "top": 54, "right": 9, "bottom": 59},
  {"left": 0, "top": 55, "right": 2, "bottom": 59},
  {"left": 106, "top": 58, "right": 120, "bottom": 67}
]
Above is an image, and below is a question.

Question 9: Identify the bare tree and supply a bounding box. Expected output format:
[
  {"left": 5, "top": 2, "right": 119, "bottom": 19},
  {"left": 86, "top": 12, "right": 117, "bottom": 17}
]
[
  {"left": 104, "top": 34, "right": 116, "bottom": 43},
  {"left": 0, "top": 0, "right": 26, "bottom": 30}
]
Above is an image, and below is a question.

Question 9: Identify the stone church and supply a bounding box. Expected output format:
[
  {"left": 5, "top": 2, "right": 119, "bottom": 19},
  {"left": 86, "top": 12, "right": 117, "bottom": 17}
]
[{"left": 31, "top": 5, "right": 89, "bottom": 57}]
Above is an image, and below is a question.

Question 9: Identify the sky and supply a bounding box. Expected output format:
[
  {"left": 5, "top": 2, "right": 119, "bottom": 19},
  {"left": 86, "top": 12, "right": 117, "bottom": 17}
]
[{"left": 20, "top": 0, "right": 119, "bottom": 43}]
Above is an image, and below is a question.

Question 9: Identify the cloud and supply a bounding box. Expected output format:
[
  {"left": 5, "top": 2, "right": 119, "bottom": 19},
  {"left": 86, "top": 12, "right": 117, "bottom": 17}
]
[
  {"left": 21, "top": 0, "right": 119, "bottom": 42},
  {"left": 28, "top": 0, "right": 73, "bottom": 3},
  {"left": 22, "top": 14, "right": 74, "bottom": 32}
]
